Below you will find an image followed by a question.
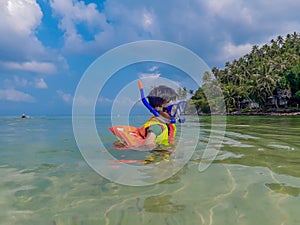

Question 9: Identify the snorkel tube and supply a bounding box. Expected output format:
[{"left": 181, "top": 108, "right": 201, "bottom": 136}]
[
  {"left": 138, "top": 80, "right": 160, "bottom": 117},
  {"left": 138, "top": 80, "right": 185, "bottom": 124}
]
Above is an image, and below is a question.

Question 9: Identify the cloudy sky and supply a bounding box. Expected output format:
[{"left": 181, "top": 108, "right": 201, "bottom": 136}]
[{"left": 0, "top": 0, "right": 299, "bottom": 116}]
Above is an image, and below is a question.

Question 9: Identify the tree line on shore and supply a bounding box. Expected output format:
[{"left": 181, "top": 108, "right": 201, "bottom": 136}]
[{"left": 187, "top": 32, "right": 300, "bottom": 114}]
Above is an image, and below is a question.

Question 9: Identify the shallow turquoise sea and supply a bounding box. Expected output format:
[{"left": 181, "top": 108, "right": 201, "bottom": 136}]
[{"left": 0, "top": 115, "right": 300, "bottom": 225}]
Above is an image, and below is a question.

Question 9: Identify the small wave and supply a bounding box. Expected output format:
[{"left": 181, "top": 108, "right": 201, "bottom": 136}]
[{"left": 268, "top": 144, "right": 295, "bottom": 151}]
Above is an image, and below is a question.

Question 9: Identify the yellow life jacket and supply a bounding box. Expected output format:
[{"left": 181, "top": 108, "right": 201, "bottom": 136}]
[{"left": 139, "top": 116, "right": 176, "bottom": 146}]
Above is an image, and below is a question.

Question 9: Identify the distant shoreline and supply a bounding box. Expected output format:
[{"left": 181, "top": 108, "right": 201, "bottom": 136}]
[
  {"left": 1, "top": 111, "right": 300, "bottom": 118},
  {"left": 194, "top": 110, "right": 300, "bottom": 117},
  {"left": 227, "top": 111, "right": 300, "bottom": 116}
]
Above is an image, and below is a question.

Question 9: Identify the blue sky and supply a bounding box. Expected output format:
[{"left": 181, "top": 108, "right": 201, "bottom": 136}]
[{"left": 1, "top": 0, "right": 300, "bottom": 116}]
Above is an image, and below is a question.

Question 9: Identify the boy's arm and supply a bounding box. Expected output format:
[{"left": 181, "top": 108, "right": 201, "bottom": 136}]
[
  {"left": 143, "top": 124, "right": 163, "bottom": 147},
  {"left": 144, "top": 131, "right": 157, "bottom": 146},
  {"left": 130, "top": 125, "right": 162, "bottom": 150},
  {"left": 128, "top": 131, "right": 157, "bottom": 151}
]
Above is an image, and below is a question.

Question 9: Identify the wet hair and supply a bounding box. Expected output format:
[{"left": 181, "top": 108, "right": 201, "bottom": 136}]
[
  {"left": 147, "top": 85, "right": 178, "bottom": 108},
  {"left": 147, "top": 96, "right": 166, "bottom": 108}
]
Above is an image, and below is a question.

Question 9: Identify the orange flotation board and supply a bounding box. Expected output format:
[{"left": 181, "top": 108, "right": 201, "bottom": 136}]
[{"left": 109, "top": 125, "right": 145, "bottom": 147}]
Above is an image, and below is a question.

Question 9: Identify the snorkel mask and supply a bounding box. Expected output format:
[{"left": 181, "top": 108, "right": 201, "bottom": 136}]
[{"left": 138, "top": 80, "right": 186, "bottom": 124}]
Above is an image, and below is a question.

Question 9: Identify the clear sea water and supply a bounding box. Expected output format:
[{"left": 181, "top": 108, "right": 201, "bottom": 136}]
[{"left": 0, "top": 115, "right": 300, "bottom": 225}]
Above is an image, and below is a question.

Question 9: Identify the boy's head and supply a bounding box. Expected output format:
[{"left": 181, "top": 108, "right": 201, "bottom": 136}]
[
  {"left": 142, "top": 83, "right": 186, "bottom": 123},
  {"left": 147, "top": 85, "right": 178, "bottom": 109}
]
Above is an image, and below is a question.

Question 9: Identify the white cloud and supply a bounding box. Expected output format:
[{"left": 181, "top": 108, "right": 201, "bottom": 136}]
[
  {"left": 0, "top": 0, "right": 68, "bottom": 77},
  {"left": 3, "top": 76, "right": 48, "bottom": 89},
  {"left": 34, "top": 78, "right": 47, "bottom": 89},
  {"left": 100, "top": 0, "right": 300, "bottom": 66},
  {"left": 56, "top": 90, "right": 73, "bottom": 104},
  {"left": 71, "top": 94, "right": 119, "bottom": 109},
  {"left": 0, "top": 0, "right": 44, "bottom": 58},
  {"left": 13, "top": 76, "right": 28, "bottom": 87},
  {"left": 0, "top": 88, "right": 35, "bottom": 102},
  {"left": 49, "top": 0, "right": 164, "bottom": 55},
  {"left": 50, "top": 0, "right": 107, "bottom": 31},
  {"left": 75, "top": 95, "right": 98, "bottom": 106},
  {"left": 204, "top": 0, "right": 256, "bottom": 26},
  {"left": 0, "top": 0, "right": 70, "bottom": 86},
  {"left": 143, "top": 12, "right": 153, "bottom": 29},
  {"left": 2, "top": 0, "right": 42, "bottom": 35},
  {"left": 138, "top": 65, "right": 161, "bottom": 79},
  {"left": 112, "top": 96, "right": 136, "bottom": 105},
  {"left": 138, "top": 72, "right": 161, "bottom": 80},
  {"left": 1, "top": 61, "right": 57, "bottom": 74},
  {"left": 2, "top": 0, "right": 299, "bottom": 79},
  {"left": 141, "top": 9, "right": 159, "bottom": 34},
  {"left": 149, "top": 66, "right": 159, "bottom": 72},
  {"left": 50, "top": 0, "right": 111, "bottom": 54},
  {"left": 217, "top": 42, "right": 253, "bottom": 63},
  {"left": 98, "top": 96, "right": 113, "bottom": 103}
]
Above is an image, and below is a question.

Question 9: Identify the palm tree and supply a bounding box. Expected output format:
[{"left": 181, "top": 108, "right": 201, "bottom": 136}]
[{"left": 193, "top": 32, "right": 300, "bottom": 112}]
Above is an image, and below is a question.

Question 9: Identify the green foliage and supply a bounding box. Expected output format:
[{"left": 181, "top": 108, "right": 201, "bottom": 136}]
[
  {"left": 189, "top": 72, "right": 225, "bottom": 114},
  {"left": 284, "top": 64, "right": 300, "bottom": 95},
  {"left": 177, "top": 87, "right": 187, "bottom": 100},
  {"left": 191, "top": 87, "right": 210, "bottom": 114},
  {"left": 192, "top": 32, "right": 300, "bottom": 113},
  {"left": 295, "top": 91, "right": 300, "bottom": 101}
]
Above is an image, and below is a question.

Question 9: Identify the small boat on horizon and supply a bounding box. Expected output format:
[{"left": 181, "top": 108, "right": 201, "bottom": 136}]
[{"left": 21, "top": 114, "right": 30, "bottom": 119}]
